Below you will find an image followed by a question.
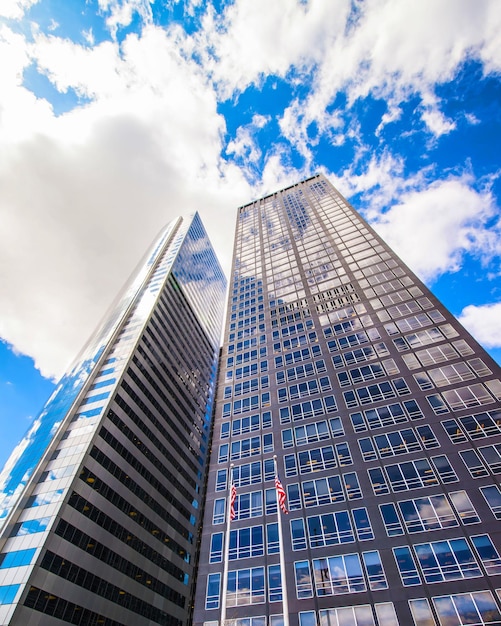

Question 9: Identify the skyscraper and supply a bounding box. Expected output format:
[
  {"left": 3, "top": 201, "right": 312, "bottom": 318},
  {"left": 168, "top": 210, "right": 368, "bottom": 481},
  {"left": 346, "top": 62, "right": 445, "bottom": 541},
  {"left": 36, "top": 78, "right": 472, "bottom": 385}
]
[
  {"left": 193, "top": 174, "right": 501, "bottom": 626},
  {"left": 0, "top": 213, "right": 226, "bottom": 626}
]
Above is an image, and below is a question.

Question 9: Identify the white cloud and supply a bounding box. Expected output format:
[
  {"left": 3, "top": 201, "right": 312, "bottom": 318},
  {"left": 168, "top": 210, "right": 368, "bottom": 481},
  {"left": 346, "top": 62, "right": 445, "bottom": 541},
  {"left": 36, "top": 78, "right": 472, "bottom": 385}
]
[
  {"left": 0, "top": 0, "right": 38, "bottom": 19},
  {"left": 369, "top": 176, "right": 499, "bottom": 282},
  {"left": 1, "top": 0, "right": 501, "bottom": 382},
  {"left": 196, "top": 0, "right": 350, "bottom": 99},
  {"left": 226, "top": 114, "right": 270, "bottom": 172},
  {"left": 236, "top": 0, "right": 501, "bottom": 153},
  {"left": 97, "top": 0, "right": 153, "bottom": 38},
  {"left": 458, "top": 302, "right": 501, "bottom": 348},
  {"left": 0, "top": 24, "right": 252, "bottom": 379}
]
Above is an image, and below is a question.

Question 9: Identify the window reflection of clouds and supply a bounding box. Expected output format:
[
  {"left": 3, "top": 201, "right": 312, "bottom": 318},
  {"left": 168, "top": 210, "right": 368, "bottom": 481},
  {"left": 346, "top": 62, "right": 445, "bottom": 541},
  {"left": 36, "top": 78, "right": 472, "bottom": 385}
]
[{"left": 0, "top": 213, "right": 226, "bottom": 534}]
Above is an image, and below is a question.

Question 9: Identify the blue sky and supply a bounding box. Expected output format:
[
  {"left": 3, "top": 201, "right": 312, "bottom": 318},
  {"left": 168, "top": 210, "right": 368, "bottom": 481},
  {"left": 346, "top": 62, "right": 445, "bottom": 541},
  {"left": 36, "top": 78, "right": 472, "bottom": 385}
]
[{"left": 0, "top": 0, "right": 500, "bottom": 469}]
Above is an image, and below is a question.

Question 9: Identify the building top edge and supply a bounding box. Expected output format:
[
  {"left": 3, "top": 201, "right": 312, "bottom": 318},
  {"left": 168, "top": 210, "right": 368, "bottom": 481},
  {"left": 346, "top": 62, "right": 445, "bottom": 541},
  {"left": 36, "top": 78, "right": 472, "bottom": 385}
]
[{"left": 237, "top": 173, "right": 322, "bottom": 211}]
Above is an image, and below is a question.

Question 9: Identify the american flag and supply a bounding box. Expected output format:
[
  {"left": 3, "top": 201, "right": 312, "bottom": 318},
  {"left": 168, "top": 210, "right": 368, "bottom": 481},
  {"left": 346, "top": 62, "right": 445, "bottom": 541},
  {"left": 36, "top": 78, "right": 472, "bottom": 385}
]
[
  {"left": 275, "top": 475, "right": 288, "bottom": 514},
  {"left": 229, "top": 482, "right": 237, "bottom": 521}
]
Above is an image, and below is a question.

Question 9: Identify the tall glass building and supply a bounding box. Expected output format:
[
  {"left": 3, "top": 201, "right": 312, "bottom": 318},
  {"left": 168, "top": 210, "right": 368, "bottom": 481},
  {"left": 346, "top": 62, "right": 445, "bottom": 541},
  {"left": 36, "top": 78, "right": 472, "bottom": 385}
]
[
  {"left": 193, "top": 175, "right": 501, "bottom": 626},
  {"left": 0, "top": 213, "right": 226, "bottom": 626}
]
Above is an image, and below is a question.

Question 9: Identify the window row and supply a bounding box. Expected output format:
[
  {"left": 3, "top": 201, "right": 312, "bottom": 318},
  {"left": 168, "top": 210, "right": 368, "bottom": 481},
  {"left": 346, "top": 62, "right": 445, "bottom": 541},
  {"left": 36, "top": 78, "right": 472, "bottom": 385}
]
[
  {"left": 225, "top": 360, "right": 268, "bottom": 382},
  {"left": 227, "top": 348, "right": 267, "bottom": 367},
  {"left": 281, "top": 417, "right": 344, "bottom": 447},
  {"left": 366, "top": 275, "right": 413, "bottom": 297},
  {"left": 337, "top": 359, "right": 399, "bottom": 387},
  {"left": 271, "top": 308, "right": 310, "bottom": 330},
  {"left": 379, "top": 490, "right": 480, "bottom": 537},
  {"left": 358, "top": 425, "right": 439, "bottom": 461},
  {"left": 272, "top": 319, "right": 314, "bottom": 340},
  {"left": 231, "top": 304, "right": 264, "bottom": 319},
  {"left": 366, "top": 274, "right": 414, "bottom": 299},
  {"left": 409, "top": 591, "right": 501, "bottom": 626},
  {"left": 427, "top": 380, "right": 501, "bottom": 414},
  {"left": 284, "top": 444, "right": 353, "bottom": 476},
  {"left": 279, "top": 396, "right": 337, "bottom": 423},
  {"left": 275, "top": 345, "right": 322, "bottom": 368},
  {"left": 290, "top": 507, "right": 374, "bottom": 550},
  {"left": 210, "top": 523, "right": 280, "bottom": 562},
  {"left": 402, "top": 340, "right": 474, "bottom": 369},
  {"left": 350, "top": 399, "right": 424, "bottom": 432},
  {"left": 414, "top": 359, "right": 491, "bottom": 391},
  {"left": 368, "top": 455, "right": 457, "bottom": 495},
  {"left": 278, "top": 377, "right": 332, "bottom": 403},
  {"left": 228, "top": 336, "right": 266, "bottom": 355},
  {"left": 273, "top": 332, "right": 318, "bottom": 353},
  {"left": 323, "top": 316, "right": 373, "bottom": 339},
  {"left": 319, "top": 303, "right": 368, "bottom": 327},
  {"left": 216, "top": 460, "right": 275, "bottom": 490},
  {"left": 218, "top": 434, "right": 273, "bottom": 462},
  {"left": 442, "top": 409, "right": 501, "bottom": 443},
  {"left": 384, "top": 310, "right": 445, "bottom": 336},
  {"left": 270, "top": 298, "right": 309, "bottom": 321},
  {"left": 220, "top": 412, "right": 272, "bottom": 438},
  {"left": 331, "top": 342, "right": 390, "bottom": 369},
  {"left": 393, "top": 534, "right": 501, "bottom": 587},
  {"left": 327, "top": 328, "right": 381, "bottom": 353},
  {"left": 370, "top": 291, "right": 421, "bottom": 313},
  {"left": 287, "top": 472, "right": 363, "bottom": 509},
  {"left": 213, "top": 488, "right": 283, "bottom": 523},
  {"left": 294, "top": 550, "right": 387, "bottom": 599},
  {"left": 393, "top": 323, "right": 459, "bottom": 351},
  {"left": 460, "top": 444, "right": 501, "bottom": 478},
  {"left": 224, "top": 376, "right": 270, "bottom": 399},
  {"left": 343, "top": 377, "right": 410, "bottom": 408},
  {"left": 276, "top": 360, "right": 326, "bottom": 384},
  {"left": 222, "top": 393, "right": 271, "bottom": 418},
  {"left": 298, "top": 603, "right": 398, "bottom": 626}
]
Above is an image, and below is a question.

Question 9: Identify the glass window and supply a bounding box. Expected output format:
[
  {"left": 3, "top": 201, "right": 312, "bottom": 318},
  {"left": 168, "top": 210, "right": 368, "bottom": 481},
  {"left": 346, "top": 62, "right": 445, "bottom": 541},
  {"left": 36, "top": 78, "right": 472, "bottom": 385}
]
[
  {"left": 363, "top": 550, "right": 387, "bottom": 590},
  {"left": 227, "top": 567, "right": 265, "bottom": 606},
  {"left": 393, "top": 546, "right": 421, "bottom": 586},
  {"left": 312, "top": 553, "right": 366, "bottom": 596},
  {"left": 0, "top": 584, "right": 20, "bottom": 606},
  {"left": 307, "top": 511, "right": 354, "bottom": 548},
  {"left": 299, "top": 612, "right": 316, "bottom": 626},
  {"left": 343, "top": 472, "right": 362, "bottom": 499},
  {"left": 471, "top": 534, "right": 501, "bottom": 576},
  {"left": 266, "top": 523, "right": 279, "bottom": 554},
  {"left": 374, "top": 603, "right": 398, "bottom": 626},
  {"left": 209, "top": 533, "right": 223, "bottom": 563},
  {"left": 228, "top": 526, "right": 264, "bottom": 560},
  {"left": 481, "top": 485, "right": 501, "bottom": 519},
  {"left": 10, "top": 517, "right": 50, "bottom": 536},
  {"left": 294, "top": 560, "right": 313, "bottom": 599},
  {"left": 380, "top": 503, "right": 404, "bottom": 536},
  {"left": 415, "top": 538, "right": 481, "bottom": 583},
  {"left": 431, "top": 455, "right": 458, "bottom": 483},
  {"left": 449, "top": 490, "right": 480, "bottom": 525},
  {"left": 205, "top": 573, "right": 221, "bottom": 610},
  {"left": 319, "top": 606, "right": 376, "bottom": 626},
  {"left": 433, "top": 591, "right": 501, "bottom": 626},
  {"left": 268, "top": 564, "right": 282, "bottom": 602},
  {"left": 0, "top": 548, "right": 36, "bottom": 569},
  {"left": 459, "top": 449, "right": 489, "bottom": 478},
  {"left": 409, "top": 598, "right": 435, "bottom": 625}
]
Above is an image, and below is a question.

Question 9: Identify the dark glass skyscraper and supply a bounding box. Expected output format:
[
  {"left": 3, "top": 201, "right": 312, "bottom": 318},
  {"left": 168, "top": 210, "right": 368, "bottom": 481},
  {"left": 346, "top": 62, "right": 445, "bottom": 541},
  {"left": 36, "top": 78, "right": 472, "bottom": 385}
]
[
  {"left": 193, "top": 175, "right": 501, "bottom": 626},
  {"left": 0, "top": 213, "right": 226, "bottom": 626}
]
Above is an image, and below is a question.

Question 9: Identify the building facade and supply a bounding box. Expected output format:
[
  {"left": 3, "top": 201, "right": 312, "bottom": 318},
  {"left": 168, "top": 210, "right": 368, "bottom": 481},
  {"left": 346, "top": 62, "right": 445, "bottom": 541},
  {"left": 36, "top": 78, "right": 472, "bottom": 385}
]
[
  {"left": 0, "top": 213, "right": 226, "bottom": 626},
  {"left": 193, "top": 175, "right": 501, "bottom": 626}
]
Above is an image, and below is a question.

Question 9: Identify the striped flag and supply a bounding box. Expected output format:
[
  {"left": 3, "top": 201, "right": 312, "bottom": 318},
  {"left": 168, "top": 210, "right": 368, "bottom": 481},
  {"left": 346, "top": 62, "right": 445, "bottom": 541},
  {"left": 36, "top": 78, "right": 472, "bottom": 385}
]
[
  {"left": 229, "top": 482, "right": 237, "bottom": 521},
  {"left": 275, "top": 474, "right": 288, "bottom": 514}
]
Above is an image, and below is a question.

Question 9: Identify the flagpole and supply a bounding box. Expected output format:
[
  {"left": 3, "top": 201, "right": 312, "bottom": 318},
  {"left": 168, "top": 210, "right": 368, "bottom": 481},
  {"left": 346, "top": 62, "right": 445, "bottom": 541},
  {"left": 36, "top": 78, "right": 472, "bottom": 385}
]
[
  {"left": 220, "top": 464, "right": 234, "bottom": 626},
  {"left": 273, "top": 455, "right": 290, "bottom": 626}
]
